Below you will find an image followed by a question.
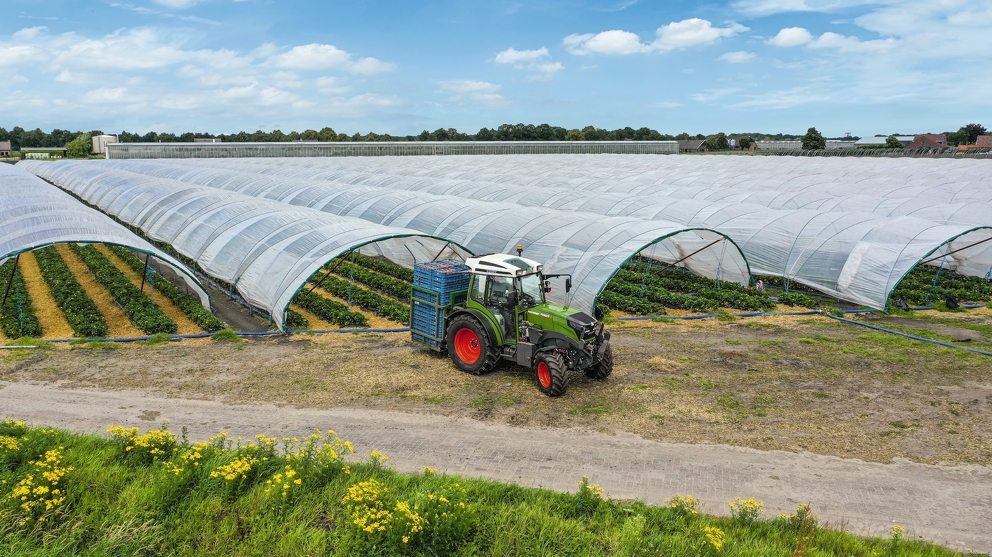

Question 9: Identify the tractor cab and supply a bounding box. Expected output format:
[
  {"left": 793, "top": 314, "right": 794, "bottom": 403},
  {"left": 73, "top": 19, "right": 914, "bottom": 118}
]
[{"left": 409, "top": 253, "right": 612, "bottom": 397}]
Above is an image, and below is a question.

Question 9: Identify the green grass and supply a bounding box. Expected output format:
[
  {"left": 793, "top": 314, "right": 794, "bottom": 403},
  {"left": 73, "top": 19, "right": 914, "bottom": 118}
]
[{"left": 0, "top": 421, "right": 977, "bottom": 557}]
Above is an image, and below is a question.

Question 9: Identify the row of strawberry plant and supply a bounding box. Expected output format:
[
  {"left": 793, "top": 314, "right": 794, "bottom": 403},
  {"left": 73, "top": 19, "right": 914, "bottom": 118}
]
[
  {"left": 330, "top": 261, "right": 411, "bottom": 300},
  {"left": 345, "top": 253, "right": 414, "bottom": 282},
  {"left": 598, "top": 290, "right": 664, "bottom": 315},
  {"left": 776, "top": 292, "right": 820, "bottom": 309},
  {"left": 107, "top": 246, "right": 226, "bottom": 332},
  {"left": 70, "top": 244, "right": 177, "bottom": 334},
  {"left": 311, "top": 272, "right": 410, "bottom": 324},
  {"left": 890, "top": 266, "right": 992, "bottom": 306},
  {"left": 628, "top": 257, "right": 752, "bottom": 292},
  {"left": 285, "top": 308, "right": 310, "bottom": 330},
  {"left": 609, "top": 270, "right": 776, "bottom": 312},
  {"left": 293, "top": 289, "right": 369, "bottom": 328},
  {"left": 33, "top": 246, "right": 108, "bottom": 338},
  {"left": 0, "top": 259, "right": 43, "bottom": 338}
]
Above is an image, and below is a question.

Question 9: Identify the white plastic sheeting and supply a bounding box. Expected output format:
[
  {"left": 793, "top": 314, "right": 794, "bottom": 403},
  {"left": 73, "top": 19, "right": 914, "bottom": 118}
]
[
  {"left": 126, "top": 156, "right": 992, "bottom": 310},
  {"left": 20, "top": 161, "right": 754, "bottom": 316},
  {"left": 0, "top": 163, "right": 211, "bottom": 309},
  {"left": 18, "top": 161, "right": 461, "bottom": 331}
]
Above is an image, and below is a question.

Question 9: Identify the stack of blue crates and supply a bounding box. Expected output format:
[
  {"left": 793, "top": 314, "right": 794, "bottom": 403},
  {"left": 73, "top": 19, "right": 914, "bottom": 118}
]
[{"left": 411, "top": 259, "right": 470, "bottom": 348}]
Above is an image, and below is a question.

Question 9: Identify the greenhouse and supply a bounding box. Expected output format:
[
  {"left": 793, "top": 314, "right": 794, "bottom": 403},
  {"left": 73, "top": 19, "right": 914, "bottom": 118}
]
[
  {"left": 22, "top": 161, "right": 755, "bottom": 319},
  {"left": 102, "top": 157, "right": 992, "bottom": 310},
  {"left": 0, "top": 163, "right": 212, "bottom": 310}
]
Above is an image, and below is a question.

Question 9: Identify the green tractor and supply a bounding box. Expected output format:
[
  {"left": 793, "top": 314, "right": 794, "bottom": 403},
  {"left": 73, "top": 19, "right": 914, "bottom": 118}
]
[{"left": 410, "top": 253, "right": 613, "bottom": 396}]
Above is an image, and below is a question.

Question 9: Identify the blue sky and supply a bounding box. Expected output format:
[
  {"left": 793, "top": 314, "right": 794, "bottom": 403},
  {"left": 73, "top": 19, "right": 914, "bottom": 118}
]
[{"left": 2, "top": 0, "right": 990, "bottom": 137}]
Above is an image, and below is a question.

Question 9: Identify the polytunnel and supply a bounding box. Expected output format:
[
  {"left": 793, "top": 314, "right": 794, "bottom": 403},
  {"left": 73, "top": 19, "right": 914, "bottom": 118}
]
[
  {"left": 25, "top": 161, "right": 755, "bottom": 316},
  {"left": 19, "top": 161, "right": 466, "bottom": 331},
  {"left": 143, "top": 157, "right": 992, "bottom": 310},
  {"left": 0, "top": 163, "right": 212, "bottom": 309}
]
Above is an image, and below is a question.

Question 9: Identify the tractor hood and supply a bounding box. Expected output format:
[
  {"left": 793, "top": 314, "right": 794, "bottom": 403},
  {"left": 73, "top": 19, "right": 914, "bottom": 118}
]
[{"left": 524, "top": 303, "right": 598, "bottom": 342}]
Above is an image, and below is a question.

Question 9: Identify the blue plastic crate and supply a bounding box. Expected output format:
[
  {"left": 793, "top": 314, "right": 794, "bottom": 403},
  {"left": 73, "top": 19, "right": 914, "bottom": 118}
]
[
  {"left": 412, "top": 287, "right": 467, "bottom": 306},
  {"left": 411, "top": 300, "right": 444, "bottom": 338},
  {"left": 414, "top": 259, "right": 470, "bottom": 294},
  {"left": 411, "top": 332, "right": 443, "bottom": 348}
]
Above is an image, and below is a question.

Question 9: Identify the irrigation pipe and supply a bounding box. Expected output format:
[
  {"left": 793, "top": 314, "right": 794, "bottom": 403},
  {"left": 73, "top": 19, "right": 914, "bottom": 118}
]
[
  {"left": 0, "top": 346, "right": 40, "bottom": 350},
  {"left": 825, "top": 313, "right": 992, "bottom": 358}
]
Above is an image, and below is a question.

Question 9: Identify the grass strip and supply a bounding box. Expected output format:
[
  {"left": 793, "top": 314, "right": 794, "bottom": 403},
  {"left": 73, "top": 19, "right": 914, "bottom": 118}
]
[
  {"left": 32, "top": 246, "right": 108, "bottom": 338},
  {"left": 107, "top": 246, "right": 226, "bottom": 332},
  {"left": 70, "top": 244, "right": 177, "bottom": 335},
  {"left": 0, "top": 420, "right": 966, "bottom": 557},
  {"left": 293, "top": 289, "right": 369, "bottom": 328},
  {"left": 312, "top": 271, "right": 409, "bottom": 324},
  {"left": 330, "top": 260, "right": 412, "bottom": 300},
  {"left": 0, "top": 260, "right": 43, "bottom": 338},
  {"left": 347, "top": 252, "right": 414, "bottom": 282}
]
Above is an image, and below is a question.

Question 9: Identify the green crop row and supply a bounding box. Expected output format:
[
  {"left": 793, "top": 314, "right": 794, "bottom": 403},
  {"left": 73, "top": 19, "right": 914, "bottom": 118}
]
[
  {"left": 598, "top": 290, "right": 665, "bottom": 315},
  {"left": 0, "top": 260, "right": 43, "bottom": 338},
  {"left": 628, "top": 258, "right": 751, "bottom": 293},
  {"left": 70, "top": 245, "right": 177, "bottom": 335},
  {"left": 33, "top": 247, "right": 108, "bottom": 338},
  {"left": 891, "top": 267, "right": 992, "bottom": 306},
  {"left": 776, "top": 292, "right": 819, "bottom": 309},
  {"left": 285, "top": 308, "right": 310, "bottom": 330},
  {"left": 608, "top": 270, "right": 775, "bottom": 313},
  {"left": 311, "top": 272, "right": 410, "bottom": 324},
  {"left": 329, "top": 261, "right": 411, "bottom": 300},
  {"left": 345, "top": 252, "right": 414, "bottom": 282},
  {"left": 293, "top": 289, "right": 369, "bottom": 328},
  {"left": 107, "top": 246, "right": 226, "bottom": 332}
]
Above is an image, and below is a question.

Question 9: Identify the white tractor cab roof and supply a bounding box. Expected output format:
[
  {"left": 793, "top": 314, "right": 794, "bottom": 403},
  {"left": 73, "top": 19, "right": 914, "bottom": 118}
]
[{"left": 464, "top": 253, "right": 543, "bottom": 277}]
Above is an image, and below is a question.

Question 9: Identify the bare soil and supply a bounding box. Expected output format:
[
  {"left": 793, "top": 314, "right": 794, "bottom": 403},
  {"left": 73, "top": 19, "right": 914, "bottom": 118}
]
[{"left": 2, "top": 309, "right": 990, "bottom": 466}]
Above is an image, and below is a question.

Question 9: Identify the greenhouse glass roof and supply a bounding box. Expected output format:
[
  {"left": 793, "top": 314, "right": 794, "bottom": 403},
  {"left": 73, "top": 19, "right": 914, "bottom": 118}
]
[
  {"left": 0, "top": 163, "right": 211, "bottom": 309},
  {"left": 107, "top": 155, "right": 992, "bottom": 310}
]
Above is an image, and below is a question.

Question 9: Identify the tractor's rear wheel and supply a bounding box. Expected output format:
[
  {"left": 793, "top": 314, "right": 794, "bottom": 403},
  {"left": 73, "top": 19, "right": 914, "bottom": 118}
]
[
  {"left": 585, "top": 343, "right": 613, "bottom": 380},
  {"left": 447, "top": 315, "right": 499, "bottom": 375},
  {"left": 535, "top": 351, "right": 568, "bottom": 397}
]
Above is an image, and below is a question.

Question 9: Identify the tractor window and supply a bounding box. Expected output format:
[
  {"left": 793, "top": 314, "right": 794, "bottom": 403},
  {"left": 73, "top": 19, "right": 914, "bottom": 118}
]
[
  {"left": 470, "top": 275, "right": 487, "bottom": 304},
  {"left": 518, "top": 274, "right": 545, "bottom": 308},
  {"left": 487, "top": 276, "right": 514, "bottom": 306}
]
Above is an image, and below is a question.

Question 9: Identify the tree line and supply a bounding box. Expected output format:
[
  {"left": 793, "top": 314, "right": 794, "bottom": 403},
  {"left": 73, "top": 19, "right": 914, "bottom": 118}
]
[{"left": 1, "top": 123, "right": 983, "bottom": 151}]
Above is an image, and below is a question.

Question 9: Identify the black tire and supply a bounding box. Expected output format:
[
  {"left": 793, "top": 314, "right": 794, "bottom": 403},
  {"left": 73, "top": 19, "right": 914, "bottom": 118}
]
[
  {"left": 585, "top": 343, "right": 613, "bottom": 380},
  {"left": 535, "top": 351, "right": 568, "bottom": 397},
  {"left": 446, "top": 314, "right": 499, "bottom": 375}
]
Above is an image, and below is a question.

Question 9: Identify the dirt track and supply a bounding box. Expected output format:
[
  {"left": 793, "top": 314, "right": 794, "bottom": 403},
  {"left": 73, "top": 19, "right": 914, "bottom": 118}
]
[{"left": 1, "top": 381, "right": 989, "bottom": 552}]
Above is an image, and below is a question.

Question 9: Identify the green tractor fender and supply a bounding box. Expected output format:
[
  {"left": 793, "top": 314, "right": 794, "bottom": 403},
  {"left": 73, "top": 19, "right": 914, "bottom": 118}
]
[{"left": 447, "top": 307, "right": 503, "bottom": 348}]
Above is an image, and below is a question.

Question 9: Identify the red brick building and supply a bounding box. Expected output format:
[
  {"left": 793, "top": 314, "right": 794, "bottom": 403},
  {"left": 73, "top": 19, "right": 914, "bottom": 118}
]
[{"left": 905, "top": 134, "right": 947, "bottom": 150}]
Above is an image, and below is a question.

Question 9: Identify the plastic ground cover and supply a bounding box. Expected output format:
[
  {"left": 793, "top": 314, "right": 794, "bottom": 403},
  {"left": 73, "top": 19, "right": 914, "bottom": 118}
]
[
  {"left": 18, "top": 161, "right": 463, "bottom": 331},
  {"left": 41, "top": 161, "right": 756, "bottom": 315},
  {"left": 105, "top": 157, "right": 992, "bottom": 310},
  {"left": 0, "top": 163, "right": 211, "bottom": 310}
]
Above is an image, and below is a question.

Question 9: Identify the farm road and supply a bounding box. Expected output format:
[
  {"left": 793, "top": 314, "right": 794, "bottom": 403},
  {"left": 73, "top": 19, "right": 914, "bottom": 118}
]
[{"left": 2, "top": 382, "right": 990, "bottom": 553}]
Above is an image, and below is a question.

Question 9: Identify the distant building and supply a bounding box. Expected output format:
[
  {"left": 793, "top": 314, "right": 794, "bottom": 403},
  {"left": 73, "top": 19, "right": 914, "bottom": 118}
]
[
  {"left": 854, "top": 136, "right": 914, "bottom": 147},
  {"left": 678, "top": 140, "right": 707, "bottom": 152},
  {"left": 825, "top": 140, "right": 857, "bottom": 149},
  {"left": 193, "top": 138, "right": 222, "bottom": 143},
  {"left": 905, "top": 134, "right": 947, "bottom": 150},
  {"left": 91, "top": 135, "right": 119, "bottom": 155},
  {"left": 756, "top": 140, "right": 801, "bottom": 150},
  {"left": 0, "top": 140, "right": 11, "bottom": 158},
  {"left": 958, "top": 135, "right": 992, "bottom": 151},
  {"left": 20, "top": 147, "right": 68, "bottom": 159}
]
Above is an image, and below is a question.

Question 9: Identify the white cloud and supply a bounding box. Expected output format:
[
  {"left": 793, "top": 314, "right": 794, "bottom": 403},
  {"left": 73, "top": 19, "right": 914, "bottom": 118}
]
[
  {"left": 82, "top": 87, "right": 129, "bottom": 104},
  {"left": 266, "top": 43, "right": 395, "bottom": 74},
  {"left": 767, "top": 27, "right": 813, "bottom": 47},
  {"left": 718, "top": 50, "right": 757, "bottom": 63},
  {"left": 438, "top": 80, "right": 509, "bottom": 106},
  {"left": 653, "top": 19, "right": 746, "bottom": 52},
  {"left": 526, "top": 62, "right": 565, "bottom": 81},
  {"left": 808, "top": 31, "right": 897, "bottom": 52},
  {"left": 495, "top": 47, "right": 549, "bottom": 64},
  {"left": 315, "top": 76, "right": 351, "bottom": 94},
  {"left": 564, "top": 30, "right": 649, "bottom": 55},
  {"left": 152, "top": 0, "right": 206, "bottom": 8},
  {"left": 564, "top": 19, "right": 744, "bottom": 55},
  {"left": 13, "top": 27, "right": 47, "bottom": 40},
  {"left": 691, "top": 88, "right": 740, "bottom": 102}
]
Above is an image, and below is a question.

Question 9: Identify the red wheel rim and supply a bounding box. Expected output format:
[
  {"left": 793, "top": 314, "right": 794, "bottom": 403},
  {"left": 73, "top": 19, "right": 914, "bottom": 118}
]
[
  {"left": 454, "top": 328, "right": 481, "bottom": 365},
  {"left": 537, "top": 361, "right": 551, "bottom": 389}
]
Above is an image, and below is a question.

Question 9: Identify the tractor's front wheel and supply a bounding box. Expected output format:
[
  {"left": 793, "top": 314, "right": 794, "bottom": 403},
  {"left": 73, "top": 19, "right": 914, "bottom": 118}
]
[
  {"left": 535, "top": 351, "right": 568, "bottom": 397},
  {"left": 585, "top": 343, "right": 613, "bottom": 380},
  {"left": 447, "top": 315, "right": 499, "bottom": 375}
]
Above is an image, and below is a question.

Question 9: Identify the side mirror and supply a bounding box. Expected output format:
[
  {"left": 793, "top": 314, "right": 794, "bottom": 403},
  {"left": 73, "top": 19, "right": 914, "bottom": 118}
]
[
  {"left": 565, "top": 278, "right": 572, "bottom": 293},
  {"left": 507, "top": 290, "right": 519, "bottom": 307},
  {"left": 543, "top": 279, "right": 551, "bottom": 293}
]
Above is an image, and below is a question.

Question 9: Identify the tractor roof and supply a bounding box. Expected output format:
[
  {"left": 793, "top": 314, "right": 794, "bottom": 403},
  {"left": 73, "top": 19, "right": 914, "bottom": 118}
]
[{"left": 465, "top": 253, "right": 543, "bottom": 277}]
